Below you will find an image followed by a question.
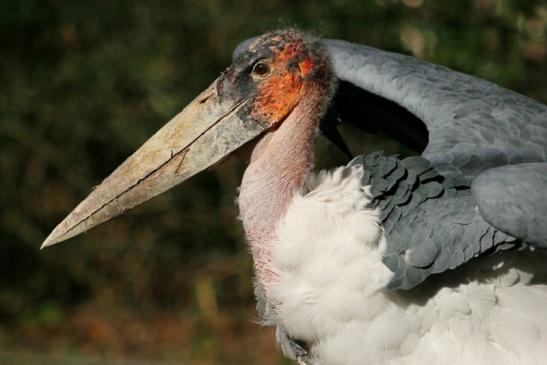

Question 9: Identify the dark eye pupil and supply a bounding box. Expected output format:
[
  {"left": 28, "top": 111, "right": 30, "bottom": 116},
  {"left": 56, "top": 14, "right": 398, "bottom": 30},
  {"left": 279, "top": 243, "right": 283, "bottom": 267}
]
[{"left": 253, "top": 62, "right": 270, "bottom": 76}]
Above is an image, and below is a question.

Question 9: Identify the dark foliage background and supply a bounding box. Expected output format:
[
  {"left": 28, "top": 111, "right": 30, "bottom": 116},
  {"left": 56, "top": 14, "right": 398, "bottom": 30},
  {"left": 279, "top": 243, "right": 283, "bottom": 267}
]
[{"left": 1, "top": 0, "right": 545, "bottom": 364}]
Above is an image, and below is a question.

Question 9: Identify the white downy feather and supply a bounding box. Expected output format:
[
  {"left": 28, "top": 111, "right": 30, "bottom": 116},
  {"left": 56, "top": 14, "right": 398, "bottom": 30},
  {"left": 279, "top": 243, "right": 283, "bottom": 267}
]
[{"left": 269, "top": 165, "right": 547, "bottom": 365}]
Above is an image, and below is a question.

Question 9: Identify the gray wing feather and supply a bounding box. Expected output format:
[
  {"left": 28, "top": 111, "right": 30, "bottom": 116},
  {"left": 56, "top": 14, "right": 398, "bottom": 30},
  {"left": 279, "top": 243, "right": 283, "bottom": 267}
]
[
  {"left": 472, "top": 163, "right": 547, "bottom": 248},
  {"left": 324, "top": 39, "right": 547, "bottom": 184},
  {"left": 352, "top": 153, "right": 519, "bottom": 289}
]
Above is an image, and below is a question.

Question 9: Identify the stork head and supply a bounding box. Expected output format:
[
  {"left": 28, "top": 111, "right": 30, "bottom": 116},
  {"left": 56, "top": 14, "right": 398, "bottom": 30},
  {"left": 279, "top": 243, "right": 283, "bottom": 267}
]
[
  {"left": 42, "top": 29, "right": 335, "bottom": 248},
  {"left": 223, "top": 29, "right": 333, "bottom": 127}
]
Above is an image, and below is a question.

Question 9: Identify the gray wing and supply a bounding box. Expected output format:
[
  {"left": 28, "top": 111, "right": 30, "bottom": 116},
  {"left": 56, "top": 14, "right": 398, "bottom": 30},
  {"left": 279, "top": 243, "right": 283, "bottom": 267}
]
[
  {"left": 323, "top": 39, "right": 547, "bottom": 287},
  {"left": 472, "top": 163, "right": 547, "bottom": 249},
  {"left": 324, "top": 39, "right": 547, "bottom": 185},
  {"left": 351, "top": 153, "right": 518, "bottom": 289}
]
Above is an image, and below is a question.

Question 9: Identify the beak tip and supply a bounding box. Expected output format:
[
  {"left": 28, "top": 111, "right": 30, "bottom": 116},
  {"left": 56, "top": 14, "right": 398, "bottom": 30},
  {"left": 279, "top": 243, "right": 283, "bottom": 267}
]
[
  {"left": 41, "top": 234, "right": 58, "bottom": 250},
  {"left": 41, "top": 225, "right": 68, "bottom": 249}
]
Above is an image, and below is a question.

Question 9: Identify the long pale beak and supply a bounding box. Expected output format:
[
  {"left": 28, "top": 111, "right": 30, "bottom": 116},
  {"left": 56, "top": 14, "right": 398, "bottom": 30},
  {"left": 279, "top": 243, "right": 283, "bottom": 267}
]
[{"left": 42, "top": 79, "right": 267, "bottom": 248}]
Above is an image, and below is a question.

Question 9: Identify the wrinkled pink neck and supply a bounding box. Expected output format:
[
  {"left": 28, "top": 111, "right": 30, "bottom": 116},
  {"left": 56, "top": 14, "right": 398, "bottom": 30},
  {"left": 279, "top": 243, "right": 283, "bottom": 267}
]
[{"left": 238, "top": 88, "right": 324, "bottom": 293}]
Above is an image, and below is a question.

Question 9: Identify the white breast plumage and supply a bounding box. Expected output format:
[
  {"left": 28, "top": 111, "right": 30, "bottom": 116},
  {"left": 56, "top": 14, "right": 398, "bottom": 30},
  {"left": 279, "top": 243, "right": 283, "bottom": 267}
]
[{"left": 267, "top": 164, "right": 547, "bottom": 365}]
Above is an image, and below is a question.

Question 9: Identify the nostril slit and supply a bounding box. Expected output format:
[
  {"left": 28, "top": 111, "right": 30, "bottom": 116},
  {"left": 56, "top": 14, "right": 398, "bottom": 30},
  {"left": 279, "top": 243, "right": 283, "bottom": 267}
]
[{"left": 199, "top": 94, "right": 213, "bottom": 104}]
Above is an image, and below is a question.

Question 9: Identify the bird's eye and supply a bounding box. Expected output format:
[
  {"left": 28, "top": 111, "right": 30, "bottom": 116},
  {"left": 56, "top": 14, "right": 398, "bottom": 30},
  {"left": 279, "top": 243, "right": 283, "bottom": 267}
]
[{"left": 252, "top": 62, "right": 271, "bottom": 77}]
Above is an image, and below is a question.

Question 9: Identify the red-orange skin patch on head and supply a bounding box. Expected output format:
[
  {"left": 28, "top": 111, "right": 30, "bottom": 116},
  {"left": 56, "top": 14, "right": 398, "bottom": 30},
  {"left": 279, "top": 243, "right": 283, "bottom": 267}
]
[
  {"left": 298, "top": 58, "right": 315, "bottom": 78},
  {"left": 252, "top": 41, "right": 315, "bottom": 125}
]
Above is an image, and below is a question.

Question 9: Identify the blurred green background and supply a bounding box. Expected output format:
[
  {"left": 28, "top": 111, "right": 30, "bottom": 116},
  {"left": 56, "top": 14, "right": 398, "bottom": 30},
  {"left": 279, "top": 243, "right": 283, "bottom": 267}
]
[{"left": 1, "top": 0, "right": 546, "bottom": 364}]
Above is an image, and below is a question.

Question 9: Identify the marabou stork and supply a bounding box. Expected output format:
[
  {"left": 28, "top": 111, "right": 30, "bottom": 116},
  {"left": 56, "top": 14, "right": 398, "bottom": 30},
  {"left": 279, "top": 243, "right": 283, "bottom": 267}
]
[{"left": 43, "top": 29, "right": 547, "bottom": 365}]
